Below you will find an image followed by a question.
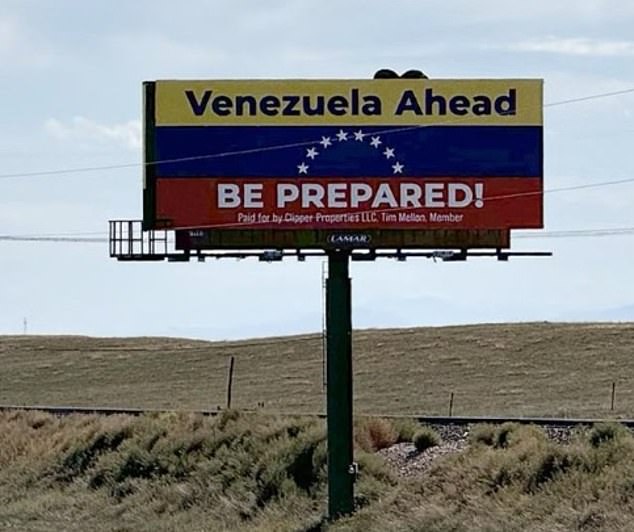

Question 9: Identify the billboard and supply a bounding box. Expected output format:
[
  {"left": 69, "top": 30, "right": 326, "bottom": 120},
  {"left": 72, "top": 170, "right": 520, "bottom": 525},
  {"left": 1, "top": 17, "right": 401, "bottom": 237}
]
[{"left": 143, "top": 79, "right": 542, "bottom": 248}]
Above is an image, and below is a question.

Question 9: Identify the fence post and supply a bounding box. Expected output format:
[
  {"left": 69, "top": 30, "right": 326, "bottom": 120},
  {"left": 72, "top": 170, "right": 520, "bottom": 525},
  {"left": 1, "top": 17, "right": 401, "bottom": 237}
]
[
  {"left": 611, "top": 381, "right": 616, "bottom": 411},
  {"left": 449, "top": 392, "right": 454, "bottom": 417},
  {"left": 226, "top": 356, "right": 235, "bottom": 409}
]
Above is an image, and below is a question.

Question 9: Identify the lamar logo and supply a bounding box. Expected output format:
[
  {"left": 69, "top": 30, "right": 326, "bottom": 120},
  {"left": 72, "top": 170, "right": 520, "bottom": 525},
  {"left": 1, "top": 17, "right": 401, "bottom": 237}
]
[{"left": 327, "top": 233, "right": 372, "bottom": 247}]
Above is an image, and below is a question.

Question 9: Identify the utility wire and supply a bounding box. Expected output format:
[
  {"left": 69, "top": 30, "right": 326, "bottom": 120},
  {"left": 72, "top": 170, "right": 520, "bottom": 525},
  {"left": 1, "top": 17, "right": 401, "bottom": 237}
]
[
  {"left": 516, "top": 227, "right": 634, "bottom": 239},
  {"left": 0, "top": 86, "right": 632, "bottom": 180},
  {"left": 0, "top": 236, "right": 107, "bottom": 243},
  {"left": 147, "top": 173, "right": 634, "bottom": 231},
  {"left": 5, "top": 226, "right": 634, "bottom": 243},
  {"left": 2, "top": 173, "right": 633, "bottom": 237},
  {"left": 543, "top": 87, "right": 634, "bottom": 108}
]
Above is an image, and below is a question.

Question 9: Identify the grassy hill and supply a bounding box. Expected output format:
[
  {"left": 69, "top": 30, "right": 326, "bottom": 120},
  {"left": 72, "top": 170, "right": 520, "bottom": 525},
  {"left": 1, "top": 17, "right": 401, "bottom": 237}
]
[{"left": 2, "top": 322, "right": 634, "bottom": 418}]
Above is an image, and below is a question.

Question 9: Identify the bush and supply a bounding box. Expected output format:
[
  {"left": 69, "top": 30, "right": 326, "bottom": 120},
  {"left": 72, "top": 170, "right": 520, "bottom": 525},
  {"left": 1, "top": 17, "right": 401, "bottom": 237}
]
[
  {"left": 468, "top": 424, "right": 496, "bottom": 446},
  {"left": 525, "top": 446, "right": 581, "bottom": 493},
  {"left": 57, "top": 426, "right": 132, "bottom": 482},
  {"left": 468, "top": 423, "right": 544, "bottom": 450},
  {"left": 217, "top": 409, "right": 240, "bottom": 430},
  {"left": 494, "top": 422, "right": 520, "bottom": 449},
  {"left": 413, "top": 427, "right": 441, "bottom": 452},
  {"left": 391, "top": 418, "right": 421, "bottom": 443},
  {"left": 355, "top": 418, "right": 398, "bottom": 452},
  {"left": 588, "top": 422, "right": 629, "bottom": 448}
]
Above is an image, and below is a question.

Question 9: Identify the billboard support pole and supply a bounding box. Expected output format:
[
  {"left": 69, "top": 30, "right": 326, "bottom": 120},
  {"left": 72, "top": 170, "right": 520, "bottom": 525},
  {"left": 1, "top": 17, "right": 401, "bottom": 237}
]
[{"left": 326, "top": 250, "right": 354, "bottom": 519}]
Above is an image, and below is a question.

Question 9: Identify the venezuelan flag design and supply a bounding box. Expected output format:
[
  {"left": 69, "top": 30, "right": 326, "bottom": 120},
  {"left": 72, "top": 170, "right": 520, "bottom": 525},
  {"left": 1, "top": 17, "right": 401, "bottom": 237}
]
[{"left": 145, "top": 79, "right": 543, "bottom": 231}]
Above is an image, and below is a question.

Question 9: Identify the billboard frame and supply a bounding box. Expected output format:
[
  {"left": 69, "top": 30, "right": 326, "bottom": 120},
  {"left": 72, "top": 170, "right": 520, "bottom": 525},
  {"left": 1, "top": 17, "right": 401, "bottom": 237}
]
[
  {"left": 143, "top": 81, "right": 157, "bottom": 231},
  {"left": 141, "top": 78, "right": 543, "bottom": 251}
]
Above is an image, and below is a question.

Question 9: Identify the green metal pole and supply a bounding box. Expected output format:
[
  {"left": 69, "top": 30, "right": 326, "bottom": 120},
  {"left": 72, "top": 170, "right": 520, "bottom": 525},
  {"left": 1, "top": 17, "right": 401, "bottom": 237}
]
[{"left": 326, "top": 250, "right": 354, "bottom": 519}]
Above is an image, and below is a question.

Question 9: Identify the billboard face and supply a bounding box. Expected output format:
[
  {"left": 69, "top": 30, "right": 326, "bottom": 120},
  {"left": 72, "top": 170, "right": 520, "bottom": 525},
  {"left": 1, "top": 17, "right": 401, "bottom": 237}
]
[{"left": 144, "top": 79, "right": 543, "bottom": 245}]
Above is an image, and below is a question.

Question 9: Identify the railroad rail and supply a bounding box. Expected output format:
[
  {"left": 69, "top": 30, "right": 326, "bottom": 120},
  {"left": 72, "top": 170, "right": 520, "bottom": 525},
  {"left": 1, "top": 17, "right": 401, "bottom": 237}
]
[{"left": 1, "top": 404, "right": 633, "bottom": 428}]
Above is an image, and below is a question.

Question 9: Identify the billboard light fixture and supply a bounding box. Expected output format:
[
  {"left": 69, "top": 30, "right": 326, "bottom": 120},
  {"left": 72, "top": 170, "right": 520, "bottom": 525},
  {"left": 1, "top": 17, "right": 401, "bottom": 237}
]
[{"left": 259, "top": 250, "right": 284, "bottom": 262}]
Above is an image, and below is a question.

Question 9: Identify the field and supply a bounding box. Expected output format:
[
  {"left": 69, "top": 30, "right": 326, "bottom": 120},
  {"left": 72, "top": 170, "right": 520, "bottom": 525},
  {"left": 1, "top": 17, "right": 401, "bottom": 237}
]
[
  {"left": 3, "top": 323, "right": 634, "bottom": 530},
  {"left": 1, "top": 322, "right": 634, "bottom": 418}
]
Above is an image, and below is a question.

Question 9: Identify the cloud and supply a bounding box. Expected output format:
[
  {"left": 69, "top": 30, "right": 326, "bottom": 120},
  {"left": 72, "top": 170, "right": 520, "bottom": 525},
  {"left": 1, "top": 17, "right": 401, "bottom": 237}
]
[
  {"left": 105, "top": 32, "right": 228, "bottom": 76},
  {"left": 44, "top": 117, "right": 141, "bottom": 151},
  {"left": 509, "top": 37, "right": 634, "bottom": 56},
  {"left": 0, "top": 15, "right": 58, "bottom": 68},
  {"left": 0, "top": 16, "right": 20, "bottom": 54}
]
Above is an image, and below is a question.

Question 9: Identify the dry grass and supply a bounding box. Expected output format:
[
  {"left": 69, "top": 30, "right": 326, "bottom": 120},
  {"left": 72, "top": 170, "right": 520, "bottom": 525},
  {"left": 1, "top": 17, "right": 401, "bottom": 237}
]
[
  {"left": 0, "top": 410, "right": 331, "bottom": 531},
  {"left": 355, "top": 418, "right": 399, "bottom": 452},
  {"left": 1, "top": 322, "right": 634, "bottom": 417},
  {"left": 335, "top": 422, "right": 634, "bottom": 532},
  {"left": 2, "top": 411, "right": 634, "bottom": 531}
]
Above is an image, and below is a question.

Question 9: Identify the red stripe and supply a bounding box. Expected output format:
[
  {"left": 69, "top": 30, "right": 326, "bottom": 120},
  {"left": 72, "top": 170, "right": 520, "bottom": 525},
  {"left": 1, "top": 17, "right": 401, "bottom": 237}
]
[{"left": 156, "top": 177, "right": 542, "bottom": 230}]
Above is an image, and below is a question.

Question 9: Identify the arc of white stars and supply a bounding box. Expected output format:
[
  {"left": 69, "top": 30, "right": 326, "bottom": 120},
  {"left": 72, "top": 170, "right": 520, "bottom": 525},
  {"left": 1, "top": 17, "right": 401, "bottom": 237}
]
[
  {"left": 392, "top": 161, "right": 404, "bottom": 174},
  {"left": 296, "top": 131, "right": 402, "bottom": 176}
]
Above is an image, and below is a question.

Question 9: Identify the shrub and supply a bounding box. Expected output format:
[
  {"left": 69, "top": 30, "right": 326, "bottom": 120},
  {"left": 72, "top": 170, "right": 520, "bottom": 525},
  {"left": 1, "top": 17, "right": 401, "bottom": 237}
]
[
  {"left": 286, "top": 436, "right": 324, "bottom": 491},
  {"left": 478, "top": 437, "right": 583, "bottom": 495},
  {"left": 355, "top": 450, "right": 396, "bottom": 485},
  {"left": 217, "top": 409, "right": 240, "bottom": 430},
  {"left": 525, "top": 446, "right": 580, "bottom": 492},
  {"left": 355, "top": 418, "right": 398, "bottom": 452},
  {"left": 468, "top": 424, "right": 497, "bottom": 446},
  {"left": 57, "top": 426, "right": 132, "bottom": 482},
  {"left": 468, "top": 423, "right": 544, "bottom": 450},
  {"left": 494, "top": 422, "right": 520, "bottom": 449},
  {"left": 391, "top": 418, "right": 421, "bottom": 443},
  {"left": 116, "top": 446, "right": 168, "bottom": 482},
  {"left": 588, "top": 422, "right": 630, "bottom": 448},
  {"left": 413, "top": 427, "right": 441, "bottom": 452}
]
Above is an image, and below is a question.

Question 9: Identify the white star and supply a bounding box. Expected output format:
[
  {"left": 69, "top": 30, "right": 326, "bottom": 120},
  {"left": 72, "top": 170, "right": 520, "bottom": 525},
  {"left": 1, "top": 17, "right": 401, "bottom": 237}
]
[
  {"left": 383, "top": 147, "right": 395, "bottom": 159},
  {"left": 353, "top": 130, "right": 365, "bottom": 141},
  {"left": 320, "top": 136, "right": 332, "bottom": 148},
  {"left": 306, "top": 147, "right": 319, "bottom": 159},
  {"left": 392, "top": 162, "right": 404, "bottom": 174},
  {"left": 336, "top": 129, "right": 348, "bottom": 141},
  {"left": 370, "top": 136, "right": 382, "bottom": 148},
  {"left": 297, "top": 162, "right": 309, "bottom": 174}
]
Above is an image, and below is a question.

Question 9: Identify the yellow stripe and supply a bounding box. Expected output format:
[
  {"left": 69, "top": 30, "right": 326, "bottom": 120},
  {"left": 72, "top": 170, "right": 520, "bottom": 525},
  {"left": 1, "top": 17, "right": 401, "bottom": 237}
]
[{"left": 154, "top": 79, "right": 542, "bottom": 126}]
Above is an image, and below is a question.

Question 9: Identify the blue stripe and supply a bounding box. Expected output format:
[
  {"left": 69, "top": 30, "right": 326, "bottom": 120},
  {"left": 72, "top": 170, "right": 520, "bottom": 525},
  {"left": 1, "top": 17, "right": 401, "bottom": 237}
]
[{"left": 154, "top": 125, "right": 542, "bottom": 178}]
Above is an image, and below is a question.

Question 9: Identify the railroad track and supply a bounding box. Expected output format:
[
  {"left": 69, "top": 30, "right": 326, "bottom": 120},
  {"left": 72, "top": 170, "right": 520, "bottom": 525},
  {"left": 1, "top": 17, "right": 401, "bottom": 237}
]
[{"left": 1, "top": 404, "right": 633, "bottom": 428}]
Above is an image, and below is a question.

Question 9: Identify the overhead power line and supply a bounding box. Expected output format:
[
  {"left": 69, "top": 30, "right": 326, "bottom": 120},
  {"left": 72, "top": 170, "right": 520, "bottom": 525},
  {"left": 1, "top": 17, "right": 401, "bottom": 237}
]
[
  {"left": 0, "top": 235, "right": 107, "bottom": 243},
  {"left": 4, "top": 226, "right": 634, "bottom": 244},
  {"left": 543, "top": 87, "right": 634, "bottom": 108},
  {"left": 153, "top": 174, "right": 634, "bottom": 232},
  {"left": 0, "top": 86, "right": 632, "bottom": 181},
  {"left": 516, "top": 227, "right": 634, "bottom": 239}
]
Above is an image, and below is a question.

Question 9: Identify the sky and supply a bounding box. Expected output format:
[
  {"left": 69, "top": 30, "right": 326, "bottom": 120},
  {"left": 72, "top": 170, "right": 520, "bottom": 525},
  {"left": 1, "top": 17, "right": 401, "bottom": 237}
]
[{"left": 1, "top": 0, "right": 634, "bottom": 340}]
